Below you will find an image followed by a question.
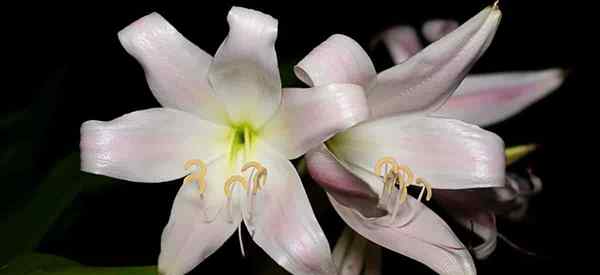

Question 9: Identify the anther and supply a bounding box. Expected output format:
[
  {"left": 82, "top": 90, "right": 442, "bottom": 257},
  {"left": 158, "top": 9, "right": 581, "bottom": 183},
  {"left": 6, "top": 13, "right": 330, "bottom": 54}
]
[
  {"left": 183, "top": 159, "right": 207, "bottom": 194},
  {"left": 224, "top": 175, "right": 248, "bottom": 198},
  {"left": 242, "top": 161, "right": 268, "bottom": 193},
  {"left": 374, "top": 157, "right": 433, "bottom": 212},
  {"left": 413, "top": 178, "right": 432, "bottom": 201}
]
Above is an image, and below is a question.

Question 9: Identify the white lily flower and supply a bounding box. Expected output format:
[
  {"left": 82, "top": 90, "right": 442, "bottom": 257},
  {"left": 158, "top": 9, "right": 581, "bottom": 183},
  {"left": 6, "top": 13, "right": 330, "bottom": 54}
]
[
  {"left": 377, "top": 17, "right": 564, "bottom": 259},
  {"left": 80, "top": 7, "right": 369, "bottom": 275},
  {"left": 300, "top": 4, "right": 505, "bottom": 275}
]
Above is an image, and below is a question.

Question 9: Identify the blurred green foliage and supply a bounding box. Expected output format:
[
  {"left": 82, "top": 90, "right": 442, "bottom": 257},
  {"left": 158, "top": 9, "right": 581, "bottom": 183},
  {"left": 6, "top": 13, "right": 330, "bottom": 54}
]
[{"left": 0, "top": 253, "right": 156, "bottom": 275}]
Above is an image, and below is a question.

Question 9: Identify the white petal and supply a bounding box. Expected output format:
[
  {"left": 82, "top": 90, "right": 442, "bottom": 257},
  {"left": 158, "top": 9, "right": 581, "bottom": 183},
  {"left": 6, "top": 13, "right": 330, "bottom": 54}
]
[
  {"left": 80, "top": 108, "right": 229, "bottom": 182},
  {"left": 330, "top": 195, "right": 476, "bottom": 275},
  {"left": 328, "top": 116, "right": 505, "bottom": 190},
  {"left": 368, "top": 5, "right": 502, "bottom": 119},
  {"left": 159, "top": 156, "right": 243, "bottom": 275},
  {"left": 422, "top": 19, "right": 459, "bottom": 42},
  {"left": 434, "top": 69, "right": 565, "bottom": 126},
  {"left": 378, "top": 26, "right": 423, "bottom": 64},
  {"left": 305, "top": 146, "right": 384, "bottom": 218},
  {"left": 333, "top": 227, "right": 368, "bottom": 275},
  {"left": 243, "top": 141, "right": 336, "bottom": 275},
  {"left": 295, "top": 34, "right": 376, "bottom": 89},
  {"left": 209, "top": 7, "right": 281, "bottom": 126},
  {"left": 455, "top": 212, "right": 497, "bottom": 259},
  {"left": 118, "top": 13, "right": 228, "bottom": 124},
  {"left": 261, "top": 84, "right": 368, "bottom": 159}
]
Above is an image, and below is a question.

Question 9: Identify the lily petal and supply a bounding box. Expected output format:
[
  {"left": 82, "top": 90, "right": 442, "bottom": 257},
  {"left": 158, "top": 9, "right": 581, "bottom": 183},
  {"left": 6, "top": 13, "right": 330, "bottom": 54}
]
[
  {"left": 295, "top": 34, "right": 376, "bottom": 89},
  {"left": 328, "top": 116, "right": 505, "bottom": 190},
  {"left": 261, "top": 84, "right": 368, "bottom": 159},
  {"left": 378, "top": 26, "right": 423, "bottom": 64},
  {"left": 80, "top": 108, "right": 228, "bottom": 182},
  {"left": 159, "top": 156, "right": 242, "bottom": 275},
  {"left": 333, "top": 227, "right": 368, "bottom": 275},
  {"left": 245, "top": 142, "right": 336, "bottom": 275},
  {"left": 305, "top": 146, "right": 384, "bottom": 218},
  {"left": 455, "top": 212, "right": 497, "bottom": 259},
  {"left": 422, "top": 19, "right": 459, "bottom": 42},
  {"left": 209, "top": 7, "right": 281, "bottom": 126},
  {"left": 368, "top": 5, "right": 501, "bottom": 119},
  {"left": 118, "top": 13, "right": 228, "bottom": 124},
  {"left": 434, "top": 69, "right": 565, "bottom": 126},
  {"left": 330, "top": 195, "right": 476, "bottom": 275}
]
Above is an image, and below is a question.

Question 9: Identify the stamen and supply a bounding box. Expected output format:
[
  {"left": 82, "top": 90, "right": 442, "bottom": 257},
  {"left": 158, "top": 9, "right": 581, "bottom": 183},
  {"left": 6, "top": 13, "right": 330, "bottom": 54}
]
[
  {"left": 183, "top": 159, "right": 207, "bottom": 194},
  {"left": 183, "top": 160, "right": 214, "bottom": 223},
  {"left": 238, "top": 224, "right": 246, "bottom": 257},
  {"left": 224, "top": 175, "right": 248, "bottom": 223},
  {"left": 413, "top": 178, "right": 432, "bottom": 201},
  {"left": 242, "top": 161, "right": 268, "bottom": 193},
  {"left": 375, "top": 157, "right": 398, "bottom": 209},
  {"left": 241, "top": 161, "right": 268, "bottom": 236},
  {"left": 373, "top": 157, "right": 433, "bottom": 212}
]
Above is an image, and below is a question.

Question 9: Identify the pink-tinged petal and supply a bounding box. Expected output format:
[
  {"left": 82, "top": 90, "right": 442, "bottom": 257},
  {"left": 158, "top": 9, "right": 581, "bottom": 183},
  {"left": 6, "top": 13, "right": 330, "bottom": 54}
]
[
  {"left": 332, "top": 227, "right": 368, "bottom": 275},
  {"left": 295, "top": 34, "right": 376, "bottom": 89},
  {"left": 455, "top": 212, "right": 497, "bottom": 259},
  {"left": 368, "top": 5, "right": 502, "bottom": 119},
  {"left": 330, "top": 195, "right": 476, "bottom": 275},
  {"left": 434, "top": 69, "right": 565, "bottom": 126},
  {"left": 245, "top": 141, "right": 336, "bottom": 275},
  {"left": 305, "top": 146, "right": 385, "bottom": 218},
  {"left": 422, "top": 19, "right": 459, "bottom": 42},
  {"left": 261, "top": 84, "right": 368, "bottom": 159},
  {"left": 209, "top": 7, "right": 281, "bottom": 126},
  {"left": 80, "top": 108, "right": 229, "bottom": 183},
  {"left": 118, "top": 13, "right": 228, "bottom": 124},
  {"left": 329, "top": 116, "right": 505, "bottom": 190},
  {"left": 378, "top": 26, "right": 423, "bottom": 64},
  {"left": 159, "top": 157, "right": 242, "bottom": 275}
]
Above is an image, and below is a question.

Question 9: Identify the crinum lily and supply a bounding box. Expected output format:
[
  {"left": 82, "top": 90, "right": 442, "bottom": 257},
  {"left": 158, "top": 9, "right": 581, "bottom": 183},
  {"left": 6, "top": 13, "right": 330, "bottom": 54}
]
[
  {"left": 301, "top": 4, "right": 504, "bottom": 275},
  {"left": 376, "top": 17, "right": 564, "bottom": 259},
  {"left": 80, "top": 7, "right": 369, "bottom": 275}
]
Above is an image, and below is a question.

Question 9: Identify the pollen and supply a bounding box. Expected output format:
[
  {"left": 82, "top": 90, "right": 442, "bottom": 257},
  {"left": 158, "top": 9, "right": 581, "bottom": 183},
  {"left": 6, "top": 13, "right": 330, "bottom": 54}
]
[{"left": 183, "top": 159, "right": 207, "bottom": 194}]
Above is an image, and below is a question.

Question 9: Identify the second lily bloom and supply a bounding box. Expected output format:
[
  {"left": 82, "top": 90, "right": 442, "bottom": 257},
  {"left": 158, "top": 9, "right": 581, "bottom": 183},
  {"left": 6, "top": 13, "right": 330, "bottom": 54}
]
[{"left": 305, "top": 4, "right": 505, "bottom": 275}]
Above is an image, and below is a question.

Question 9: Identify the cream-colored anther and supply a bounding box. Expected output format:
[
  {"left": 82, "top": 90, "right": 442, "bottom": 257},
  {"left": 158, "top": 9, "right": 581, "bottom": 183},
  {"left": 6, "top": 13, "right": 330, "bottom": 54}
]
[
  {"left": 413, "top": 178, "right": 432, "bottom": 201},
  {"left": 374, "top": 157, "right": 399, "bottom": 177},
  {"left": 183, "top": 159, "right": 207, "bottom": 194},
  {"left": 395, "top": 165, "right": 414, "bottom": 204},
  {"left": 224, "top": 175, "right": 248, "bottom": 198},
  {"left": 374, "top": 157, "right": 433, "bottom": 205},
  {"left": 242, "top": 161, "right": 267, "bottom": 193}
]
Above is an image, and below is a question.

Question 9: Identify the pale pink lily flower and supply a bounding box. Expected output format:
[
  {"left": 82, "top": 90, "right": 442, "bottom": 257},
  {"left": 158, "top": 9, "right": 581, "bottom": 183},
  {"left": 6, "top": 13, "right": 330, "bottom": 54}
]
[
  {"left": 79, "top": 7, "right": 370, "bottom": 275},
  {"left": 301, "top": 4, "right": 504, "bottom": 275},
  {"left": 377, "top": 18, "right": 564, "bottom": 259}
]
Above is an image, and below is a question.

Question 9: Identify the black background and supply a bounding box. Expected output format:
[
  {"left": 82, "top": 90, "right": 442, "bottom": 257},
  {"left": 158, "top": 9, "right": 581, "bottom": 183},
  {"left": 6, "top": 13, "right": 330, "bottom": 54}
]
[{"left": 2, "top": 0, "right": 590, "bottom": 274}]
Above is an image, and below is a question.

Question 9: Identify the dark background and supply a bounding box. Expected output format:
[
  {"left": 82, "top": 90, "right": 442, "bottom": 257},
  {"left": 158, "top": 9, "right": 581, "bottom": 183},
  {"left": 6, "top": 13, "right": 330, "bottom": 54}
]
[{"left": 2, "top": 0, "right": 589, "bottom": 274}]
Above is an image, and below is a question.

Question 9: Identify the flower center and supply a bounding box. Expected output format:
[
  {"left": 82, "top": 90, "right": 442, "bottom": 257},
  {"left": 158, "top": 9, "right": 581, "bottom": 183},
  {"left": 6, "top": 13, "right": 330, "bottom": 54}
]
[
  {"left": 228, "top": 122, "right": 259, "bottom": 165},
  {"left": 373, "top": 157, "right": 432, "bottom": 219}
]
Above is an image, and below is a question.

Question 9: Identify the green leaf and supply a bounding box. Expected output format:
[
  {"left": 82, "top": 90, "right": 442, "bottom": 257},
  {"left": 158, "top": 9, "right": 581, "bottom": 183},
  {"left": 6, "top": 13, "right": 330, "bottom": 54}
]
[
  {"left": 0, "top": 253, "right": 156, "bottom": 275},
  {"left": 0, "top": 153, "right": 115, "bottom": 265}
]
